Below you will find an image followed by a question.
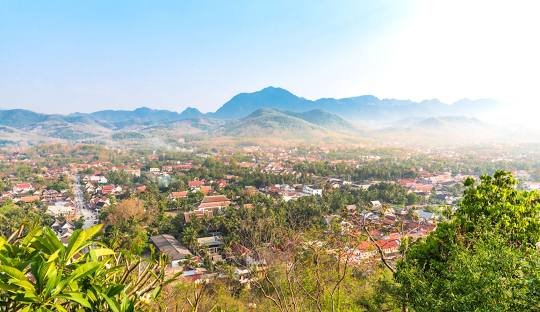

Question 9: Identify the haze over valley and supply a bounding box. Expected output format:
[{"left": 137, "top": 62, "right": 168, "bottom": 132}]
[{"left": 1, "top": 86, "right": 526, "bottom": 148}]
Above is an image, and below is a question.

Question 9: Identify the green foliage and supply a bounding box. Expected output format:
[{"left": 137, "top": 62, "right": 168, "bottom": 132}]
[
  {"left": 47, "top": 175, "right": 70, "bottom": 192},
  {"left": 106, "top": 170, "right": 132, "bottom": 186},
  {"left": 0, "top": 201, "right": 52, "bottom": 237},
  {"left": 0, "top": 225, "right": 171, "bottom": 311},
  {"left": 366, "top": 182, "right": 420, "bottom": 206},
  {"left": 395, "top": 171, "right": 540, "bottom": 311},
  {"left": 73, "top": 217, "right": 85, "bottom": 230},
  {"left": 15, "top": 165, "right": 32, "bottom": 180}
]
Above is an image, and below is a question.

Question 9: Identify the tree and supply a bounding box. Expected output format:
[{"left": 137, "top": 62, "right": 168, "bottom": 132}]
[
  {"left": 73, "top": 216, "right": 85, "bottom": 229},
  {"left": 102, "top": 198, "right": 149, "bottom": 254},
  {"left": 0, "top": 201, "right": 51, "bottom": 237},
  {"left": 395, "top": 171, "right": 540, "bottom": 311}
]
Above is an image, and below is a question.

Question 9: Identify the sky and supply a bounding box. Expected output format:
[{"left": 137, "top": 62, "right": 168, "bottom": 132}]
[{"left": 1, "top": 0, "right": 539, "bottom": 115}]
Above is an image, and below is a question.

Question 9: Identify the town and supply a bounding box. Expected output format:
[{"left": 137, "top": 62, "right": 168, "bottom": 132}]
[{"left": 2, "top": 143, "right": 539, "bottom": 294}]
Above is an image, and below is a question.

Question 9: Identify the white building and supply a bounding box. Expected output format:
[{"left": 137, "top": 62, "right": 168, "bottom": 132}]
[
  {"left": 303, "top": 185, "right": 323, "bottom": 196},
  {"left": 47, "top": 202, "right": 75, "bottom": 217}
]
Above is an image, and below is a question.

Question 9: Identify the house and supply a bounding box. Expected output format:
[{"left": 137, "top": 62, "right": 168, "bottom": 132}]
[
  {"left": 59, "top": 228, "right": 74, "bottom": 244},
  {"left": 47, "top": 202, "right": 75, "bottom": 217},
  {"left": 197, "top": 195, "right": 231, "bottom": 211},
  {"left": 378, "top": 239, "right": 400, "bottom": 255},
  {"left": 161, "top": 165, "right": 173, "bottom": 173},
  {"left": 181, "top": 268, "right": 209, "bottom": 282},
  {"left": 281, "top": 191, "right": 305, "bottom": 202},
  {"left": 184, "top": 209, "right": 213, "bottom": 223},
  {"left": 125, "top": 169, "right": 141, "bottom": 177},
  {"left": 197, "top": 235, "right": 224, "bottom": 262},
  {"left": 416, "top": 210, "right": 436, "bottom": 221},
  {"left": 355, "top": 241, "right": 377, "bottom": 260},
  {"left": 188, "top": 180, "right": 205, "bottom": 189},
  {"left": 173, "top": 163, "right": 193, "bottom": 171},
  {"left": 169, "top": 191, "right": 188, "bottom": 200},
  {"left": 16, "top": 195, "right": 40, "bottom": 203},
  {"left": 149, "top": 167, "right": 160, "bottom": 174},
  {"left": 89, "top": 175, "right": 108, "bottom": 184},
  {"left": 215, "top": 179, "right": 228, "bottom": 189},
  {"left": 412, "top": 183, "right": 434, "bottom": 195},
  {"left": 303, "top": 185, "right": 323, "bottom": 196},
  {"left": 101, "top": 185, "right": 122, "bottom": 195},
  {"left": 150, "top": 234, "right": 193, "bottom": 268},
  {"left": 13, "top": 183, "right": 34, "bottom": 194},
  {"left": 370, "top": 200, "right": 382, "bottom": 210}
]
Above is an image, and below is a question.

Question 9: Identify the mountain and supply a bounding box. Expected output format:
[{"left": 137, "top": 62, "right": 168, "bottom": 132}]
[
  {"left": 287, "top": 109, "right": 355, "bottom": 132},
  {"left": 223, "top": 108, "right": 354, "bottom": 138},
  {"left": 211, "top": 87, "right": 499, "bottom": 122},
  {"left": 179, "top": 107, "right": 203, "bottom": 119},
  {"left": 0, "top": 109, "right": 51, "bottom": 128},
  {"left": 213, "top": 87, "right": 312, "bottom": 119},
  {"left": 0, "top": 87, "right": 501, "bottom": 146},
  {"left": 87, "top": 107, "right": 184, "bottom": 128}
]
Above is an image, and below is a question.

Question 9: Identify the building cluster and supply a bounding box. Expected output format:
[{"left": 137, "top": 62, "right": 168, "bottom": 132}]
[
  {"left": 261, "top": 184, "right": 323, "bottom": 201},
  {"left": 340, "top": 203, "right": 438, "bottom": 266}
]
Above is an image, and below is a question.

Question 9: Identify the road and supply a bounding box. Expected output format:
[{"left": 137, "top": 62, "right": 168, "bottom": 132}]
[{"left": 73, "top": 175, "right": 97, "bottom": 229}]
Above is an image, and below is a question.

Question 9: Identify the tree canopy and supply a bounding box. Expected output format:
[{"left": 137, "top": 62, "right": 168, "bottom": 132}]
[{"left": 396, "top": 171, "right": 540, "bottom": 311}]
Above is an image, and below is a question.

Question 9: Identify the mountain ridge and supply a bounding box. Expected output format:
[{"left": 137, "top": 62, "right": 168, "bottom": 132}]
[
  {"left": 0, "top": 87, "right": 501, "bottom": 145},
  {"left": 0, "top": 87, "right": 498, "bottom": 125}
]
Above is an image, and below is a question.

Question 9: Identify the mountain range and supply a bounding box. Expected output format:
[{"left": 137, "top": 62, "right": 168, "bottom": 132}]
[
  {"left": 211, "top": 87, "right": 498, "bottom": 121},
  {"left": 0, "top": 86, "right": 505, "bottom": 146}
]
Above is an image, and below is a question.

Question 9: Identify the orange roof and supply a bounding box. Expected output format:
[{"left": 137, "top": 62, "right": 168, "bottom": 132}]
[
  {"left": 19, "top": 195, "right": 40, "bottom": 203},
  {"left": 200, "top": 185, "right": 212, "bottom": 195},
  {"left": 188, "top": 180, "right": 204, "bottom": 188},
  {"left": 198, "top": 201, "right": 230, "bottom": 209},
  {"left": 201, "top": 195, "right": 229, "bottom": 203},
  {"left": 358, "top": 241, "right": 375, "bottom": 251},
  {"left": 170, "top": 191, "right": 188, "bottom": 199}
]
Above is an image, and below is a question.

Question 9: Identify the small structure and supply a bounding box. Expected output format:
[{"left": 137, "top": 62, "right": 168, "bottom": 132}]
[
  {"left": 303, "top": 185, "right": 323, "bottom": 196},
  {"left": 47, "top": 202, "right": 75, "bottom": 217},
  {"left": 197, "top": 195, "right": 231, "bottom": 211},
  {"left": 13, "top": 183, "right": 34, "bottom": 194},
  {"left": 370, "top": 200, "right": 382, "bottom": 210},
  {"left": 150, "top": 234, "right": 193, "bottom": 268}
]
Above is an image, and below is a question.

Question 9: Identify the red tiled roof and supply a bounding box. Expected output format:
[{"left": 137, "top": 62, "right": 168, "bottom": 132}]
[
  {"left": 188, "top": 180, "right": 204, "bottom": 188},
  {"left": 170, "top": 191, "right": 188, "bottom": 199},
  {"left": 15, "top": 183, "right": 32, "bottom": 189},
  {"left": 201, "top": 195, "right": 229, "bottom": 203}
]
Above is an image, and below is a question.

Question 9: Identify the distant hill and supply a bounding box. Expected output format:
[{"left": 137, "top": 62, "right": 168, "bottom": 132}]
[
  {"left": 288, "top": 109, "right": 355, "bottom": 132},
  {"left": 223, "top": 108, "right": 354, "bottom": 139},
  {"left": 179, "top": 107, "right": 203, "bottom": 119},
  {"left": 0, "top": 109, "right": 51, "bottom": 128},
  {"left": 87, "top": 107, "right": 185, "bottom": 128}
]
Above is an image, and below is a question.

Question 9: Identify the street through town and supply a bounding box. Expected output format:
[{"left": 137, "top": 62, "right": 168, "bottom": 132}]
[{"left": 73, "top": 175, "right": 97, "bottom": 229}]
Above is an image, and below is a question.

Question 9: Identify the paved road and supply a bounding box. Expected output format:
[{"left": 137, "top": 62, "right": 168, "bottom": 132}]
[{"left": 73, "top": 175, "right": 97, "bottom": 229}]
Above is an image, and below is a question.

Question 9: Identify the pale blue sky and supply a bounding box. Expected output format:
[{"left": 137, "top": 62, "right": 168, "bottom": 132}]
[{"left": 1, "top": 1, "right": 538, "bottom": 114}]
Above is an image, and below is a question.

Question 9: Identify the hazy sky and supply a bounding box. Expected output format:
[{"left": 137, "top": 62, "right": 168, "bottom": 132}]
[{"left": 1, "top": 0, "right": 539, "bottom": 114}]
